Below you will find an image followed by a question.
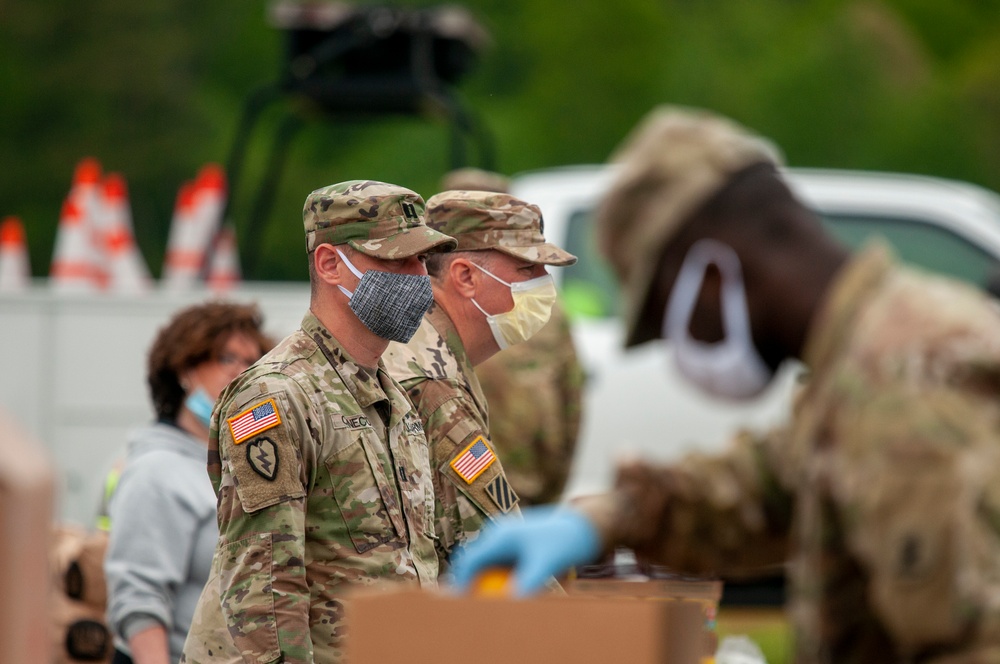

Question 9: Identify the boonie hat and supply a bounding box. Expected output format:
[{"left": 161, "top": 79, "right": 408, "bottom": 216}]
[
  {"left": 425, "top": 190, "right": 576, "bottom": 266},
  {"left": 303, "top": 180, "right": 457, "bottom": 259},
  {"left": 596, "top": 105, "right": 782, "bottom": 347}
]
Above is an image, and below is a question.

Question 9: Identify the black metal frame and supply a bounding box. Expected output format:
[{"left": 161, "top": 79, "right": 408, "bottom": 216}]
[{"left": 223, "top": 4, "right": 495, "bottom": 276}]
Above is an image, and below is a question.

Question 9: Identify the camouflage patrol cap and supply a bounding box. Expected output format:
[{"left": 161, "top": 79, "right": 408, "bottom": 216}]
[
  {"left": 596, "top": 105, "right": 783, "bottom": 347},
  {"left": 303, "top": 180, "right": 457, "bottom": 259},
  {"left": 425, "top": 190, "right": 577, "bottom": 266},
  {"left": 440, "top": 168, "right": 511, "bottom": 194}
]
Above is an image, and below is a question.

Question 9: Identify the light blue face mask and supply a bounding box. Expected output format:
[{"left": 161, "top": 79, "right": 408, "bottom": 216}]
[{"left": 184, "top": 387, "right": 216, "bottom": 427}]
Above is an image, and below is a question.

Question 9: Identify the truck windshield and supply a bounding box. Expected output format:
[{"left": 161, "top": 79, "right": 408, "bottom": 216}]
[
  {"left": 557, "top": 207, "right": 1000, "bottom": 321},
  {"left": 560, "top": 209, "right": 620, "bottom": 319},
  {"left": 817, "top": 213, "right": 1000, "bottom": 289}
]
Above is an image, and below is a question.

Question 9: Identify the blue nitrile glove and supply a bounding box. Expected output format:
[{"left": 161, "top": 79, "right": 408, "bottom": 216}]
[{"left": 449, "top": 506, "right": 602, "bottom": 597}]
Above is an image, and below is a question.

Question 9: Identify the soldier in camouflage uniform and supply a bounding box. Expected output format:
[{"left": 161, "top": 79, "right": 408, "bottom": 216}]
[
  {"left": 440, "top": 168, "right": 586, "bottom": 507},
  {"left": 475, "top": 304, "right": 584, "bottom": 505},
  {"left": 452, "top": 107, "right": 1000, "bottom": 662},
  {"left": 181, "top": 181, "right": 456, "bottom": 664},
  {"left": 382, "top": 190, "right": 576, "bottom": 564}
]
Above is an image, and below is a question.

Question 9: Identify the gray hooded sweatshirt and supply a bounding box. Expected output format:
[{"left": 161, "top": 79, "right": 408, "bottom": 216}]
[{"left": 104, "top": 422, "right": 218, "bottom": 662}]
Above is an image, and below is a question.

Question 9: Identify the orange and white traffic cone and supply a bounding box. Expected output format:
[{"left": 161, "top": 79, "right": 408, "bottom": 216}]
[
  {"left": 101, "top": 173, "right": 151, "bottom": 294},
  {"left": 162, "top": 164, "right": 229, "bottom": 290},
  {"left": 161, "top": 181, "right": 199, "bottom": 290},
  {"left": 50, "top": 198, "right": 101, "bottom": 293},
  {"left": 66, "top": 157, "right": 107, "bottom": 290},
  {"left": 192, "top": 164, "right": 228, "bottom": 240},
  {"left": 206, "top": 224, "right": 242, "bottom": 292},
  {"left": 0, "top": 215, "right": 31, "bottom": 293},
  {"left": 161, "top": 164, "right": 229, "bottom": 290},
  {"left": 68, "top": 157, "right": 103, "bottom": 221}
]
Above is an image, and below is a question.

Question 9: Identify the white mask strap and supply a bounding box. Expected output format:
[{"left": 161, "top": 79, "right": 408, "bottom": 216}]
[
  {"left": 665, "top": 239, "right": 751, "bottom": 344},
  {"left": 336, "top": 248, "right": 365, "bottom": 298},
  {"left": 470, "top": 262, "right": 509, "bottom": 318},
  {"left": 470, "top": 298, "right": 491, "bottom": 317},
  {"left": 336, "top": 248, "right": 365, "bottom": 279},
  {"left": 471, "top": 261, "right": 513, "bottom": 288}
]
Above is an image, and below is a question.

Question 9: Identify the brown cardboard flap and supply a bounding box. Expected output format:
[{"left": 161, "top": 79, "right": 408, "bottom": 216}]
[
  {"left": 567, "top": 576, "right": 723, "bottom": 602},
  {"left": 0, "top": 409, "right": 55, "bottom": 664},
  {"left": 51, "top": 525, "right": 110, "bottom": 608},
  {"left": 345, "top": 588, "right": 705, "bottom": 664},
  {"left": 565, "top": 576, "right": 723, "bottom": 657}
]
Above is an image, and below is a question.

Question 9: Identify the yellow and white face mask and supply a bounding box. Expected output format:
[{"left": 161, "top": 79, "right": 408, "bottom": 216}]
[{"left": 470, "top": 262, "right": 556, "bottom": 350}]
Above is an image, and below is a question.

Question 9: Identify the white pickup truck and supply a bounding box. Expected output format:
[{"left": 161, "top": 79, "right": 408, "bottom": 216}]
[
  {"left": 4, "top": 166, "right": 1000, "bottom": 525},
  {"left": 509, "top": 165, "right": 1000, "bottom": 498}
]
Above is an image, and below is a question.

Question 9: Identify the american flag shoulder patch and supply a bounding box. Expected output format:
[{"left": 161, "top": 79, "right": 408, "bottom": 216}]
[
  {"left": 449, "top": 435, "right": 496, "bottom": 484},
  {"left": 485, "top": 474, "right": 519, "bottom": 514},
  {"left": 228, "top": 398, "right": 282, "bottom": 444}
]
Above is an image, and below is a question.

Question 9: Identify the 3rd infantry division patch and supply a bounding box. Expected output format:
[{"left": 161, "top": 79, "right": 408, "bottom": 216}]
[{"left": 485, "top": 474, "right": 518, "bottom": 513}]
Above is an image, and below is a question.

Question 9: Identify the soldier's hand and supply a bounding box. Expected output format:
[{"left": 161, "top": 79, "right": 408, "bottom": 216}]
[{"left": 449, "top": 506, "right": 601, "bottom": 597}]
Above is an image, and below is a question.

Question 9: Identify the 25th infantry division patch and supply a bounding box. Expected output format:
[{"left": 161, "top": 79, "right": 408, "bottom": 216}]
[{"left": 246, "top": 436, "right": 279, "bottom": 481}]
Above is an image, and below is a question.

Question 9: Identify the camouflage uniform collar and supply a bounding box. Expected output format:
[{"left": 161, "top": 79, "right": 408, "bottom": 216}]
[
  {"left": 425, "top": 302, "right": 475, "bottom": 378},
  {"left": 425, "top": 302, "right": 489, "bottom": 423},
  {"left": 301, "top": 311, "right": 393, "bottom": 411},
  {"left": 801, "top": 241, "right": 894, "bottom": 373}
]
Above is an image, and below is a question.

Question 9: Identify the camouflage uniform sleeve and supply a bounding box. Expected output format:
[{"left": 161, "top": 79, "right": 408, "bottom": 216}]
[
  {"left": 409, "top": 378, "right": 521, "bottom": 564},
  {"left": 473, "top": 305, "right": 584, "bottom": 505},
  {"left": 214, "top": 378, "right": 313, "bottom": 664},
  {"left": 548, "top": 308, "right": 584, "bottom": 503},
  {"left": 823, "top": 371, "right": 1000, "bottom": 651},
  {"left": 574, "top": 427, "right": 794, "bottom": 577}
]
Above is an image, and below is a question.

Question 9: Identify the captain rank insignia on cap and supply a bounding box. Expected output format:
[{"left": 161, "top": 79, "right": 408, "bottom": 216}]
[
  {"left": 228, "top": 398, "right": 281, "bottom": 444},
  {"left": 485, "top": 474, "right": 519, "bottom": 513},
  {"left": 450, "top": 436, "right": 496, "bottom": 484}
]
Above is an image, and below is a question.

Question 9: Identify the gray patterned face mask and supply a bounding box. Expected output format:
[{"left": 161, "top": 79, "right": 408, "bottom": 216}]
[{"left": 336, "top": 249, "right": 433, "bottom": 342}]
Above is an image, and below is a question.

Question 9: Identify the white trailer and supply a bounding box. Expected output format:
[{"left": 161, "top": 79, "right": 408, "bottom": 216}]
[{"left": 0, "top": 284, "right": 310, "bottom": 525}]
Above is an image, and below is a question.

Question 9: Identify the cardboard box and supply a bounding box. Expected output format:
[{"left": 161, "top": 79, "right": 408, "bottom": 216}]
[
  {"left": 565, "top": 572, "right": 723, "bottom": 659},
  {"left": 346, "top": 587, "right": 706, "bottom": 664},
  {"left": 0, "top": 409, "right": 55, "bottom": 664}
]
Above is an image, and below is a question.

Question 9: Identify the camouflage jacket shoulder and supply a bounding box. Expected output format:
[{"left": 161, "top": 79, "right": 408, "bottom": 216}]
[
  {"left": 185, "top": 311, "right": 438, "bottom": 664},
  {"left": 474, "top": 303, "right": 584, "bottom": 505},
  {"left": 385, "top": 303, "right": 520, "bottom": 561},
  {"left": 384, "top": 302, "right": 488, "bottom": 418}
]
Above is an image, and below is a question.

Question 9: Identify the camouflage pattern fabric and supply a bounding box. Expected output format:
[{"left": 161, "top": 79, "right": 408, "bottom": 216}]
[
  {"left": 181, "top": 312, "right": 438, "bottom": 664},
  {"left": 384, "top": 303, "right": 521, "bottom": 565},
  {"left": 303, "top": 180, "right": 456, "bottom": 258},
  {"left": 424, "top": 190, "right": 576, "bottom": 266},
  {"left": 439, "top": 168, "right": 511, "bottom": 194},
  {"left": 595, "top": 105, "right": 782, "bottom": 347},
  {"left": 475, "top": 301, "right": 584, "bottom": 505},
  {"left": 576, "top": 243, "right": 1000, "bottom": 662}
]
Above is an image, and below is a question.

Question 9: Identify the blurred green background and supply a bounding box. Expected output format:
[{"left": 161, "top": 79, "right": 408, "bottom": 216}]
[{"left": 3, "top": 0, "right": 1000, "bottom": 281}]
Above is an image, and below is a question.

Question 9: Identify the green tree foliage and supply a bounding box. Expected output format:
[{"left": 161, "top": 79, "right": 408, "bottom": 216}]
[{"left": 2, "top": 0, "right": 999, "bottom": 280}]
